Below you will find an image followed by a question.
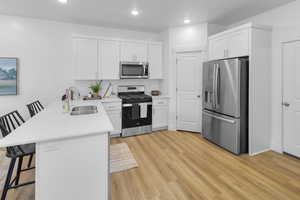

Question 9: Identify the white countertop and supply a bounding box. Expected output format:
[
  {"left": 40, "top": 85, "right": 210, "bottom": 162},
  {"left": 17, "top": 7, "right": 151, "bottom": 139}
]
[
  {"left": 149, "top": 95, "right": 170, "bottom": 99},
  {"left": 0, "top": 101, "right": 114, "bottom": 148},
  {"left": 100, "top": 96, "right": 121, "bottom": 103}
]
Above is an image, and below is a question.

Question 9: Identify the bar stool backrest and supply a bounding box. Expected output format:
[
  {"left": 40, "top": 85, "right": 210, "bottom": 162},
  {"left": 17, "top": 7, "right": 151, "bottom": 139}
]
[
  {"left": 27, "top": 100, "right": 44, "bottom": 117},
  {"left": 0, "top": 111, "right": 25, "bottom": 135},
  {"left": 0, "top": 111, "right": 26, "bottom": 156}
]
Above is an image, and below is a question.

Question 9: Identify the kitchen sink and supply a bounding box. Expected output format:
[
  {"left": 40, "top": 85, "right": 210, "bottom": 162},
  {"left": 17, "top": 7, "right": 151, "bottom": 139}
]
[{"left": 70, "top": 105, "right": 98, "bottom": 116}]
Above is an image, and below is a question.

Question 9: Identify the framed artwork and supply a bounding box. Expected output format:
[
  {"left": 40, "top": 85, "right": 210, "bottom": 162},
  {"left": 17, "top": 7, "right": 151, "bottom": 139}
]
[{"left": 0, "top": 58, "right": 18, "bottom": 95}]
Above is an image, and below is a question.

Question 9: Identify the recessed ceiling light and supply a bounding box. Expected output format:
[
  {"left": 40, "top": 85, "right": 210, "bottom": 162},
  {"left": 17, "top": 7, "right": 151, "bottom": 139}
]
[
  {"left": 58, "top": 0, "right": 68, "bottom": 4},
  {"left": 184, "top": 19, "right": 191, "bottom": 24},
  {"left": 131, "top": 9, "right": 139, "bottom": 16}
]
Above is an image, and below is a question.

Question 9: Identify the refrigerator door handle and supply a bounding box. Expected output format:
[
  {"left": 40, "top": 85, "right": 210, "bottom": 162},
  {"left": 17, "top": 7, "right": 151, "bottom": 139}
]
[
  {"left": 203, "top": 111, "right": 236, "bottom": 124},
  {"left": 216, "top": 64, "right": 220, "bottom": 107},
  {"left": 212, "top": 64, "right": 216, "bottom": 108}
]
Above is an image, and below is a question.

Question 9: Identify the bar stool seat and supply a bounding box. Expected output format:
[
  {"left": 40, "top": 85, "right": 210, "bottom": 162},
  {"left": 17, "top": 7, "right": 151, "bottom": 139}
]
[
  {"left": 6, "top": 144, "right": 35, "bottom": 158},
  {"left": 0, "top": 111, "right": 36, "bottom": 200}
]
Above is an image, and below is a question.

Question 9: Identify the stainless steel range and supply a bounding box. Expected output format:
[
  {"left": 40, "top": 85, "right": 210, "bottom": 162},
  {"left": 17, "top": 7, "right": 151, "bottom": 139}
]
[{"left": 118, "top": 85, "right": 152, "bottom": 137}]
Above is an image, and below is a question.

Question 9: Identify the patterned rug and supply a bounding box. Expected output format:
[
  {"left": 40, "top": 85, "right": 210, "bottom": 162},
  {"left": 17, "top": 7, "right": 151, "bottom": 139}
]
[
  {"left": 110, "top": 143, "right": 138, "bottom": 173},
  {"left": 0, "top": 150, "right": 10, "bottom": 192}
]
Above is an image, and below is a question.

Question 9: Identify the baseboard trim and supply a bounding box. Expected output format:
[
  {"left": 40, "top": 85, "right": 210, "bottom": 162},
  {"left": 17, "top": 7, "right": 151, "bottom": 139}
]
[
  {"left": 110, "top": 133, "right": 121, "bottom": 138},
  {"left": 153, "top": 126, "right": 168, "bottom": 132},
  {"left": 250, "top": 148, "right": 271, "bottom": 156}
]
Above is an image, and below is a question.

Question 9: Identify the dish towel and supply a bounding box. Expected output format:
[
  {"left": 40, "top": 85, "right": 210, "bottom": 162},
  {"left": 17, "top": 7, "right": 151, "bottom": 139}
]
[{"left": 140, "top": 103, "right": 148, "bottom": 118}]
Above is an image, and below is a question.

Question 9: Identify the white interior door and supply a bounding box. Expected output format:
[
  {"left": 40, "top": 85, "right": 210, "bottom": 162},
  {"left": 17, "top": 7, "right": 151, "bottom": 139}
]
[
  {"left": 176, "top": 52, "right": 203, "bottom": 132},
  {"left": 283, "top": 41, "right": 300, "bottom": 157}
]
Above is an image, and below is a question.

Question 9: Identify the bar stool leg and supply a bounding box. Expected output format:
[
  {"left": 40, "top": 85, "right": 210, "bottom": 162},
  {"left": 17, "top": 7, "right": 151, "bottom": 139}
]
[
  {"left": 28, "top": 154, "right": 34, "bottom": 168},
  {"left": 15, "top": 157, "right": 23, "bottom": 186},
  {"left": 1, "top": 158, "right": 16, "bottom": 200}
]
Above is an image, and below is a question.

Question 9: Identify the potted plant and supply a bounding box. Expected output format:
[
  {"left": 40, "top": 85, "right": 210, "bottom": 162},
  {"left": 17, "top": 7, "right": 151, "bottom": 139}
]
[{"left": 89, "top": 81, "right": 102, "bottom": 98}]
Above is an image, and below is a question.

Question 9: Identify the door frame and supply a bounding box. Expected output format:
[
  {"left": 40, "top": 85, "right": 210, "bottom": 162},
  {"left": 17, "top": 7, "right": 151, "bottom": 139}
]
[
  {"left": 281, "top": 39, "right": 300, "bottom": 154},
  {"left": 175, "top": 50, "right": 203, "bottom": 132}
]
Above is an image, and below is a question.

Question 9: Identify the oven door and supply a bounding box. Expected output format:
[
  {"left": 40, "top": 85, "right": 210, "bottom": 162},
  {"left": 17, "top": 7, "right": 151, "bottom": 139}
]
[
  {"left": 120, "top": 62, "right": 149, "bottom": 79},
  {"left": 122, "top": 103, "right": 152, "bottom": 129}
]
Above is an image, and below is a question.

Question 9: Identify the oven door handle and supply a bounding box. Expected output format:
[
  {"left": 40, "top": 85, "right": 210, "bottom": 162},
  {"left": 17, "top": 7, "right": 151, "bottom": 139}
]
[{"left": 122, "top": 103, "right": 152, "bottom": 107}]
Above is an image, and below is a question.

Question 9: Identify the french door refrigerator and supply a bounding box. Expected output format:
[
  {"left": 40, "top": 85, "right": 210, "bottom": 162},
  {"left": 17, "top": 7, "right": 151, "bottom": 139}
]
[{"left": 202, "top": 57, "right": 249, "bottom": 155}]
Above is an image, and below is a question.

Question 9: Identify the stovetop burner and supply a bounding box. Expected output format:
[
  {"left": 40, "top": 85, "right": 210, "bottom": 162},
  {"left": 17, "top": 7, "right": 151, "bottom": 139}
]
[
  {"left": 118, "top": 85, "right": 152, "bottom": 103},
  {"left": 118, "top": 93, "right": 152, "bottom": 103}
]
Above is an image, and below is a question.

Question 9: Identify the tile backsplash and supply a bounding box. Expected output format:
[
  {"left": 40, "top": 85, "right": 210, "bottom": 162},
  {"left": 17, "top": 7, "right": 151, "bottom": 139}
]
[{"left": 75, "top": 79, "right": 164, "bottom": 97}]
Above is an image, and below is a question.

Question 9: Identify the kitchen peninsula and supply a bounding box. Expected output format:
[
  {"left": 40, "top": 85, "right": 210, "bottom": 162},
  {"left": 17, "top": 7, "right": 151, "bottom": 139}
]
[{"left": 0, "top": 101, "right": 113, "bottom": 200}]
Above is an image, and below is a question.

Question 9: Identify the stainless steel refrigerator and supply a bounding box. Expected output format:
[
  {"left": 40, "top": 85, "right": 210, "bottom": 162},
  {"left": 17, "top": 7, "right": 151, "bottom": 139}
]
[{"left": 202, "top": 57, "right": 248, "bottom": 155}]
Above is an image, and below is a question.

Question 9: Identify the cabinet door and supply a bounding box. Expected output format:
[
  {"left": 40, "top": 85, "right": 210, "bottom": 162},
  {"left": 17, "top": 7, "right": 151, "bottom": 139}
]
[
  {"left": 209, "top": 36, "right": 227, "bottom": 60},
  {"left": 121, "top": 41, "right": 147, "bottom": 62},
  {"left": 148, "top": 43, "right": 163, "bottom": 79},
  {"left": 228, "top": 29, "right": 249, "bottom": 58},
  {"left": 153, "top": 105, "right": 168, "bottom": 129},
  {"left": 100, "top": 40, "right": 120, "bottom": 80},
  {"left": 74, "top": 38, "right": 98, "bottom": 80}
]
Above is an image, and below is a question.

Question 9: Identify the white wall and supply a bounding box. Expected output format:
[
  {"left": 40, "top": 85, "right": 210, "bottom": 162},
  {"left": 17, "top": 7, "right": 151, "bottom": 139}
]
[
  {"left": 161, "top": 24, "right": 208, "bottom": 130},
  {"left": 0, "top": 14, "right": 161, "bottom": 120},
  {"left": 227, "top": 0, "right": 300, "bottom": 153}
]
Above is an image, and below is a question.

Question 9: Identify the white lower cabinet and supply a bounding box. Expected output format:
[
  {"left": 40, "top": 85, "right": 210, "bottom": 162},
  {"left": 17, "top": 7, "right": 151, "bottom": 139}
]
[
  {"left": 152, "top": 98, "right": 169, "bottom": 131},
  {"left": 102, "top": 102, "right": 122, "bottom": 137}
]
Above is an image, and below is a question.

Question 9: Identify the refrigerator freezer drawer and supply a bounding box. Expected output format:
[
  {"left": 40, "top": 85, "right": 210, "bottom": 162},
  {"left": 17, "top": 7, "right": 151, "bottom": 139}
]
[{"left": 202, "top": 111, "right": 240, "bottom": 154}]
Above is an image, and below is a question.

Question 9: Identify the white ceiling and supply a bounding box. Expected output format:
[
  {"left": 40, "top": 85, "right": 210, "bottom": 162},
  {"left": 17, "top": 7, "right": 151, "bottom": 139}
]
[{"left": 0, "top": 0, "right": 294, "bottom": 32}]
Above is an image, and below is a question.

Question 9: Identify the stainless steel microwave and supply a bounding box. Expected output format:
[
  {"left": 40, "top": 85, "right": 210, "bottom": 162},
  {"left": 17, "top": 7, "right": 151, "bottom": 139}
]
[{"left": 120, "top": 62, "right": 149, "bottom": 79}]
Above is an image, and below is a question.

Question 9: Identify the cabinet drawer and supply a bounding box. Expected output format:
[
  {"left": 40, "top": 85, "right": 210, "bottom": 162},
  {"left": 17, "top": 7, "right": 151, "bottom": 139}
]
[
  {"left": 102, "top": 102, "right": 121, "bottom": 111},
  {"left": 153, "top": 99, "right": 168, "bottom": 106}
]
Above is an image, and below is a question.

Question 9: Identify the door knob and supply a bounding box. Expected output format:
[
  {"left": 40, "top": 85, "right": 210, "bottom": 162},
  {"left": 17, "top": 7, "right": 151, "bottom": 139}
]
[
  {"left": 197, "top": 95, "right": 201, "bottom": 98},
  {"left": 282, "top": 102, "right": 290, "bottom": 107}
]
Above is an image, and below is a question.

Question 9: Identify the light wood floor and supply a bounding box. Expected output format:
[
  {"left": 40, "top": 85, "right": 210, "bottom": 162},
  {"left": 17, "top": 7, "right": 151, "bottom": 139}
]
[{"left": 3, "top": 131, "right": 300, "bottom": 200}]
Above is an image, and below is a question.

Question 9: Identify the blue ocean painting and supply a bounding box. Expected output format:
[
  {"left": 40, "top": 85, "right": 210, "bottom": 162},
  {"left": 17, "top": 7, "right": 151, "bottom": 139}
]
[{"left": 0, "top": 58, "right": 17, "bottom": 95}]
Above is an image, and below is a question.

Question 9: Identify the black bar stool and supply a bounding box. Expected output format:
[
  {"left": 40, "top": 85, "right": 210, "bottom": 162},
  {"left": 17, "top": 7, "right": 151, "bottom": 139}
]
[
  {"left": 26, "top": 100, "right": 44, "bottom": 168},
  {"left": 27, "top": 100, "right": 44, "bottom": 117},
  {"left": 0, "top": 111, "right": 35, "bottom": 200}
]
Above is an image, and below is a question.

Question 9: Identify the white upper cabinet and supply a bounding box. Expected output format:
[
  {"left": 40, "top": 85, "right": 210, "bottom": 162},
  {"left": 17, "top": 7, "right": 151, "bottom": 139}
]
[
  {"left": 73, "top": 38, "right": 98, "bottom": 80},
  {"left": 209, "top": 28, "right": 250, "bottom": 60},
  {"left": 209, "top": 36, "right": 228, "bottom": 60},
  {"left": 73, "top": 37, "right": 163, "bottom": 80},
  {"left": 148, "top": 42, "right": 163, "bottom": 79},
  {"left": 120, "top": 41, "right": 147, "bottom": 62},
  {"left": 227, "top": 29, "right": 249, "bottom": 58},
  {"left": 99, "top": 39, "right": 120, "bottom": 80}
]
